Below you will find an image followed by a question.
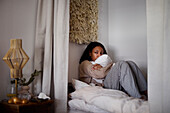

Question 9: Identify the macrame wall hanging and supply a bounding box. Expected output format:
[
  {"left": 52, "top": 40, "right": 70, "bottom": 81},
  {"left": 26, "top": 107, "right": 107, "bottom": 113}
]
[{"left": 69, "top": 0, "right": 98, "bottom": 44}]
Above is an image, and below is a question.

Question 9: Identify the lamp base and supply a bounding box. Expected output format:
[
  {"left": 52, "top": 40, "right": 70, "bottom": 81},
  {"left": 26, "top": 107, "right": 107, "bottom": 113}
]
[{"left": 15, "top": 79, "right": 18, "bottom": 96}]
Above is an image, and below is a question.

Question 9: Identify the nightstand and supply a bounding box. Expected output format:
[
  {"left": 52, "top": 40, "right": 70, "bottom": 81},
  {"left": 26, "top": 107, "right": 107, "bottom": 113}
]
[{"left": 0, "top": 99, "right": 53, "bottom": 113}]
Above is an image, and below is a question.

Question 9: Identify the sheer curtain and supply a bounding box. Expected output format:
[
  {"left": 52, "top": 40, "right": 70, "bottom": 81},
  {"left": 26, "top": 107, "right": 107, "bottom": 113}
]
[
  {"left": 33, "top": 0, "right": 69, "bottom": 112},
  {"left": 147, "top": 0, "right": 170, "bottom": 113}
]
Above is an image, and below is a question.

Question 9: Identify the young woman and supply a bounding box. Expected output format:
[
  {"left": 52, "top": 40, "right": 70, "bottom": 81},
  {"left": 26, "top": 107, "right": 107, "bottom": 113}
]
[{"left": 79, "top": 41, "right": 147, "bottom": 99}]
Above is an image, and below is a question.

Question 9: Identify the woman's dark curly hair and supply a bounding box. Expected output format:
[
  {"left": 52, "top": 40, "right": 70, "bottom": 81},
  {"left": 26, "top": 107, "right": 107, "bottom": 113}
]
[{"left": 79, "top": 42, "right": 107, "bottom": 64}]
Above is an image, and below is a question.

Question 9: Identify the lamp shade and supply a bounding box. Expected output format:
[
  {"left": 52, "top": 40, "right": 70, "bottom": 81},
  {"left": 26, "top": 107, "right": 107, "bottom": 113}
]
[{"left": 3, "top": 39, "right": 29, "bottom": 78}]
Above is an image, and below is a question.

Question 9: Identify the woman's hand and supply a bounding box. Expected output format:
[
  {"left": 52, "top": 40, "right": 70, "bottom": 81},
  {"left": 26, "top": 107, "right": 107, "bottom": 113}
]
[{"left": 92, "top": 64, "right": 102, "bottom": 70}]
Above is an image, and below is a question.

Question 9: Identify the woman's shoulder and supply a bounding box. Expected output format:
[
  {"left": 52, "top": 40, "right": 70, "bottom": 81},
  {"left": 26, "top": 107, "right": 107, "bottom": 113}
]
[{"left": 79, "top": 60, "right": 92, "bottom": 69}]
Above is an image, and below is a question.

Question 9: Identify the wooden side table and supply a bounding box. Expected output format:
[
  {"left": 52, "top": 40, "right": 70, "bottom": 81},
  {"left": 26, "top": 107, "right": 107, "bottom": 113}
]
[{"left": 0, "top": 100, "right": 53, "bottom": 113}]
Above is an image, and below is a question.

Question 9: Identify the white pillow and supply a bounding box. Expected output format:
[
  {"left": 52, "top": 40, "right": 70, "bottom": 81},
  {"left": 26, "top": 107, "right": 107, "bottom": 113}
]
[
  {"left": 91, "top": 54, "right": 112, "bottom": 67},
  {"left": 72, "top": 79, "right": 90, "bottom": 90}
]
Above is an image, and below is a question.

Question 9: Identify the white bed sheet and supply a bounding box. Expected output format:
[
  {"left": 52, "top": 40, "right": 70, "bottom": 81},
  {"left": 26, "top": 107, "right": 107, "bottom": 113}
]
[{"left": 69, "top": 99, "right": 110, "bottom": 113}]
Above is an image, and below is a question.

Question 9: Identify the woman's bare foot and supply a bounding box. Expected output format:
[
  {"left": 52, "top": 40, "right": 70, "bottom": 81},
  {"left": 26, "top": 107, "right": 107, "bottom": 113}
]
[{"left": 140, "top": 95, "right": 147, "bottom": 100}]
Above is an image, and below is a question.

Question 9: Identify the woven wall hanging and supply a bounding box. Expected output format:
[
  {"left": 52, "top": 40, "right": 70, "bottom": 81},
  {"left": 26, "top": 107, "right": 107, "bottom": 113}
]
[{"left": 69, "top": 0, "right": 98, "bottom": 44}]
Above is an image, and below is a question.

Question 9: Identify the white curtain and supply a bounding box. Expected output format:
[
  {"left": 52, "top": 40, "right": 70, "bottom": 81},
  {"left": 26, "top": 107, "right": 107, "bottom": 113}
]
[
  {"left": 147, "top": 0, "right": 170, "bottom": 113},
  {"left": 33, "top": 0, "right": 69, "bottom": 112}
]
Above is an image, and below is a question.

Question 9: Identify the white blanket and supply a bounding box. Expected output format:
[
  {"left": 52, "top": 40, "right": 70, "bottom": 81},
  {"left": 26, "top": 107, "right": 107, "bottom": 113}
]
[
  {"left": 69, "top": 99, "right": 110, "bottom": 113},
  {"left": 69, "top": 86, "right": 149, "bottom": 113}
]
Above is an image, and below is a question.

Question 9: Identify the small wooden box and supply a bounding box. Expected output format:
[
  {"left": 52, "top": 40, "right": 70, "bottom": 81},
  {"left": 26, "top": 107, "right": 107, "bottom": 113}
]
[{"left": 0, "top": 100, "right": 53, "bottom": 113}]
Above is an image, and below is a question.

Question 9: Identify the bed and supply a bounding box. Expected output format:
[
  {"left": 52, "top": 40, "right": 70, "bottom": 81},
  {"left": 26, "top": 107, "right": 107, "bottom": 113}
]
[{"left": 68, "top": 79, "right": 149, "bottom": 113}]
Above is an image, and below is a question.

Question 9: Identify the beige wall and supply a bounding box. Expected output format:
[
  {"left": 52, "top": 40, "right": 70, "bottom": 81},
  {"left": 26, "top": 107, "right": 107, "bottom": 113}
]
[{"left": 0, "top": 0, "right": 37, "bottom": 99}]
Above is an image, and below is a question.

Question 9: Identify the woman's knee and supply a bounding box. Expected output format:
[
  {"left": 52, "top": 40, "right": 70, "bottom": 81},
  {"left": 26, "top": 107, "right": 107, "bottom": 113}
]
[
  {"left": 117, "top": 60, "right": 132, "bottom": 70},
  {"left": 127, "top": 60, "right": 135, "bottom": 64},
  {"left": 126, "top": 61, "right": 137, "bottom": 66}
]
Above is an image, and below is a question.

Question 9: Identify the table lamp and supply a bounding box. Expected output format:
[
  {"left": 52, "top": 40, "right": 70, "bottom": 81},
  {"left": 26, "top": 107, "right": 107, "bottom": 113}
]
[{"left": 3, "top": 39, "right": 29, "bottom": 97}]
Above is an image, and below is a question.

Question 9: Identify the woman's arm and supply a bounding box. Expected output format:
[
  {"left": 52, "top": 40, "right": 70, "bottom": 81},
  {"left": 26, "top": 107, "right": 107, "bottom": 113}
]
[
  {"left": 79, "top": 60, "right": 113, "bottom": 79},
  {"left": 92, "top": 64, "right": 103, "bottom": 70}
]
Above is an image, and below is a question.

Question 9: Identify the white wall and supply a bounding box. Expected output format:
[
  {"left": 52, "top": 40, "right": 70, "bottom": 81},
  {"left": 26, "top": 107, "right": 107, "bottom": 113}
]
[
  {"left": 147, "top": 0, "right": 170, "bottom": 112},
  {"left": 98, "top": 0, "right": 109, "bottom": 49},
  {"left": 108, "top": 0, "right": 147, "bottom": 77},
  {"left": 0, "top": 0, "right": 37, "bottom": 100}
]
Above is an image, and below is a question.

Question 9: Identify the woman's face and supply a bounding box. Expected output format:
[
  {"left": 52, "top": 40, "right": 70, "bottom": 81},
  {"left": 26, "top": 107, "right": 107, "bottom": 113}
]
[{"left": 90, "top": 46, "right": 104, "bottom": 61}]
